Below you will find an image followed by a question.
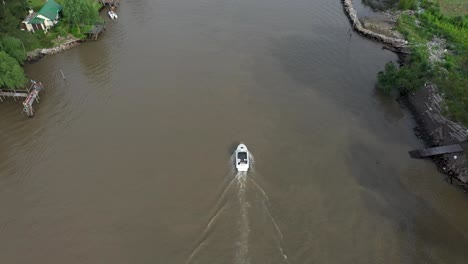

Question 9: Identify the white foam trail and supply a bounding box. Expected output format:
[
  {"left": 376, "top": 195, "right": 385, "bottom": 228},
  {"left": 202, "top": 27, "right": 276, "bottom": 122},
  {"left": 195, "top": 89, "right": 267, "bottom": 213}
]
[
  {"left": 232, "top": 147, "right": 253, "bottom": 264},
  {"left": 234, "top": 149, "right": 289, "bottom": 264},
  {"left": 249, "top": 176, "right": 291, "bottom": 264},
  {"left": 235, "top": 171, "right": 250, "bottom": 264},
  {"left": 185, "top": 172, "right": 237, "bottom": 264},
  {"left": 187, "top": 149, "right": 289, "bottom": 264}
]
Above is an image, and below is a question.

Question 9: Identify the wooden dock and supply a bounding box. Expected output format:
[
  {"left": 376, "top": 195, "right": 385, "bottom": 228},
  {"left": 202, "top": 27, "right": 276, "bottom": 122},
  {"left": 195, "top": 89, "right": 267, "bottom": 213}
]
[
  {"left": 86, "top": 23, "right": 106, "bottom": 40},
  {"left": 409, "top": 144, "right": 464, "bottom": 159},
  {"left": 0, "top": 80, "right": 44, "bottom": 117},
  {"left": 98, "top": 0, "right": 120, "bottom": 7}
]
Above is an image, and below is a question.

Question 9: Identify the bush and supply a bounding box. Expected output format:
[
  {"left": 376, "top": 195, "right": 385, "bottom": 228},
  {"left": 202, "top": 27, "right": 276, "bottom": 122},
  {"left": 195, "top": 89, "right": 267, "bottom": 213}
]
[
  {"left": 0, "top": 51, "right": 27, "bottom": 89},
  {"left": 0, "top": 36, "right": 27, "bottom": 63},
  {"left": 62, "top": 0, "right": 102, "bottom": 35},
  {"left": 383, "top": 0, "right": 468, "bottom": 126},
  {"left": 398, "top": 0, "right": 417, "bottom": 10},
  {"left": 377, "top": 60, "right": 431, "bottom": 94},
  {"left": 377, "top": 62, "right": 398, "bottom": 93}
]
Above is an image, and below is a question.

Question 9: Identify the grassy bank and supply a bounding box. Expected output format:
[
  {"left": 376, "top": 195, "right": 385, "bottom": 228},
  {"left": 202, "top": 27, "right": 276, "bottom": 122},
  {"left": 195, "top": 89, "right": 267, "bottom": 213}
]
[
  {"left": 437, "top": 0, "right": 468, "bottom": 16},
  {"left": 0, "top": 0, "right": 102, "bottom": 89},
  {"left": 1, "top": 0, "right": 103, "bottom": 51},
  {"left": 1, "top": 1, "right": 54, "bottom": 51},
  {"left": 377, "top": 0, "right": 468, "bottom": 125}
]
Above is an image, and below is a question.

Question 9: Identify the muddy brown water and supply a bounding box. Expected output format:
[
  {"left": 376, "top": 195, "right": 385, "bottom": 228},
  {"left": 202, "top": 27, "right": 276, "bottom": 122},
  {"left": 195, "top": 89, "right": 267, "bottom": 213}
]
[{"left": 1, "top": 0, "right": 468, "bottom": 263}]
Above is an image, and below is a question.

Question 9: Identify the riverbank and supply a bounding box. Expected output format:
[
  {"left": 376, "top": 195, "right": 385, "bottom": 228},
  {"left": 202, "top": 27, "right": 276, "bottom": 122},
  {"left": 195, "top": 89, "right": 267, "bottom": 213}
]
[
  {"left": 27, "top": 36, "right": 82, "bottom": 62},
  {"left": 25, "top": 1, "right": 113, "bottom": 63},
  {"left": 341, "top": 0, "right": 408, "bottom": 51},
  {"left": 0, "top": 0, "right": 107, "bottom": 91},
  {"left": 403, "top": 84, "right": 468, "bottom": 186},
  {"left": 342, "top": 0, "right": 468, "bottom": 189}
]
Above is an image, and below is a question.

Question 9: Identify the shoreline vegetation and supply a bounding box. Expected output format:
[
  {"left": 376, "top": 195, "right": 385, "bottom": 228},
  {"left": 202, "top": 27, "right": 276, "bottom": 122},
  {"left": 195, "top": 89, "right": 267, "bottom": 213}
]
[
  {"left": 0, "top": 0, "right": 103, "bottom": 89},
  {"left": 377, "top": 0, "right": 467, "bottom": 125},
  {"left": 344, "top": 0, "right": 468, "bottom": 186}
]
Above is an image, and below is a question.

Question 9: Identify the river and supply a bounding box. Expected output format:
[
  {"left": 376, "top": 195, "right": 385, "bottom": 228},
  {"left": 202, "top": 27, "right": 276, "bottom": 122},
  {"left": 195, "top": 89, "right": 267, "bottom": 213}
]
[{"left": 1, "top": 0, "right": 468, "bottom": 263}]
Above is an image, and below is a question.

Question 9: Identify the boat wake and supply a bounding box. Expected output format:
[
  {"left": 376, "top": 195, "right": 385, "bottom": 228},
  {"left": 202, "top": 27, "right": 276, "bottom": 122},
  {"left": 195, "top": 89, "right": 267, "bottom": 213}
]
[
  {"left": 235, "top": 171, "right": 250, "bottom": 264},
  {"left": 186, "top": 150, "right": 289, "bottom": 264},
  {"left": 185, "top": 172, "right": 237, "bottom": 264},
  {"left": 249, "top": 176, "right": 290, "bottom": 264}
]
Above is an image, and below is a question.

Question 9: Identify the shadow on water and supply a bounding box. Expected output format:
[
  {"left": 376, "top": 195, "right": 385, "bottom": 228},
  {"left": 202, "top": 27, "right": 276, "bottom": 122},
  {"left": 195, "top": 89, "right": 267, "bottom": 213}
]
[
  {"left": 371, "top": 86, "right": 405, "bottom": 123},
  {"left": 347, "top": 140, "right": 468, "bottom": 263}
]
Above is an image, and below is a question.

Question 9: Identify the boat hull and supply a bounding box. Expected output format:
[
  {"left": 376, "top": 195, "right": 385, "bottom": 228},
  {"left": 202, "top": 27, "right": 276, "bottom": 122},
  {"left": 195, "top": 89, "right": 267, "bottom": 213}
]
[
  {"left": 235, "top": 144, "right": 249, "bottom": 172},
  {"left": 108, "top": 11, "right": 118, "bottom": 20}
]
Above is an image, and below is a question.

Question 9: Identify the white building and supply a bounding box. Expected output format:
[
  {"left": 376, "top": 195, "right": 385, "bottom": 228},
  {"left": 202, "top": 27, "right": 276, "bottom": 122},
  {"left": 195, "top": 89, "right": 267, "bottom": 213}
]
[{"left": 22, "top": 0, "right": 62, "bottom": 33}]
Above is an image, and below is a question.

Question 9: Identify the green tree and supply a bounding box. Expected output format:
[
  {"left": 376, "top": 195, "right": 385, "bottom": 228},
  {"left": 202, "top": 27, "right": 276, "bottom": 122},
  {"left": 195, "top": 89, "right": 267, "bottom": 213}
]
[
  {"left": 0, "top": 0, "right": 27, "bottom": 32},
  {"left": 398, "top": 0, "right": 416, "bottom": 10},
  {"left": 0, "top": 51, "right": 27, "bottom": 89},
  {"left": 0, "top": 36, "right": 27, "bottom": 63},
  {"left": 62, "top": 0, "right": 100, "bottom": 33},
  {"left": 1, "top": 0, "right": 28, "bottom": 21},
  {"left": 377, "top": 62, "right": 398, "bottom": 93}
]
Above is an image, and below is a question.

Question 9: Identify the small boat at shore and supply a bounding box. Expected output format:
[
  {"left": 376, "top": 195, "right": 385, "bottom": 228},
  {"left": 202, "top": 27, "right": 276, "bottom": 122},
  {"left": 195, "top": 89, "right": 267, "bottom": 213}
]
[
  {"left": 235, "top": 144, "right": 249, "bottom": 172},
  {"left": 108, "top": 11, "right": 118, "bottom": 20}
]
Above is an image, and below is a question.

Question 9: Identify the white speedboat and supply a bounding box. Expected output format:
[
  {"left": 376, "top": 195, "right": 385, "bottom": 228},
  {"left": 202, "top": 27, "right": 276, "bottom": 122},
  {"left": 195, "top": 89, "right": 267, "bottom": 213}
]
[
  {"left": 108, "top": 11, "right": 118, "bottom": 20},
  {"left": 235, "top": 144, "right": 249, "bottom": 172}
]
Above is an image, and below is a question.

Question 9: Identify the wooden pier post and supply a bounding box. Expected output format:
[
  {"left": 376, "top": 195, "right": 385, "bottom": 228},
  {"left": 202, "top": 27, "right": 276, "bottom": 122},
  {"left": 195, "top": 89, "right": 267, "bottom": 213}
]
[{"left": 0, "top": 80, "right": 44, "bottom": 118}]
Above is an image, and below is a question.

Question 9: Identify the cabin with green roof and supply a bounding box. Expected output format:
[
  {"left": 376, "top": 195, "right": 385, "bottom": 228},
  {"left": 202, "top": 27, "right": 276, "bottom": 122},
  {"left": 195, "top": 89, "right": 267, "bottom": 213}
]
[{"left": 21, "top": 0, "right": 62, "bottom": 33}]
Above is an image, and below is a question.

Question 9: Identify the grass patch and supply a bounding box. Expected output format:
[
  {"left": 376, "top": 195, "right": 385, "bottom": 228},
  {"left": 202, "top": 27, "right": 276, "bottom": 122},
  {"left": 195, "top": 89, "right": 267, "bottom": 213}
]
[
  {"left": 398, "top": 0, "right": 418, "bottom": 10},
  {"left": 2, "top": 30, "right": 54, "bottom": 51},
  {"left": 378, "top": 0, "right": 468, "bottom": 125},
  {"left": 435, "top": 0, "right": 468, "bottom": 16}
]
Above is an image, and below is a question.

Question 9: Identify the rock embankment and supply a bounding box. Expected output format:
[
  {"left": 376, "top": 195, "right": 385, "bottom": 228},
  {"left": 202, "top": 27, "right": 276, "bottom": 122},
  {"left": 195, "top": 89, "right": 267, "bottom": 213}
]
[
  {"left": 27, "top": 39, "right": 81, "bottom": 62},
  {"left": 342, "top": 0, "right": 408, "bottom": 49},
  {"left": 405, "top": 84, "right": 468, "bottom": 186}
]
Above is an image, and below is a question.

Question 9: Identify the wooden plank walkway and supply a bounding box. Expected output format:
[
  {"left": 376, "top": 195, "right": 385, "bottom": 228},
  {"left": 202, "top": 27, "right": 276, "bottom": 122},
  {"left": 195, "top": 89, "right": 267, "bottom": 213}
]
[
  {"left": 0, "top": 80, "right": 44, "bottom": 117},
  {"left": 409, "top": 144, "right": 464, "bottom": 158},
  {"left": 22, "top": 82, "right": 43, "bottom": 117},
  {"left": 0, "top": 91, "right": 28, "bottom": 98}
]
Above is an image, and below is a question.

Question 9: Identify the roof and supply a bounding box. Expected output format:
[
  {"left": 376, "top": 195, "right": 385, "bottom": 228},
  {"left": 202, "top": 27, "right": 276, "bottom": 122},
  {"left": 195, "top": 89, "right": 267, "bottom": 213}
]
[
  {"left": 22, "top": 11, "right": 37, "bottom": 23},
  {"left": 30, "top": 16, "right": 45, "bottom": 24},
  {"left": 35, "top": 0, "right": 62, "bottom": 21}
]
